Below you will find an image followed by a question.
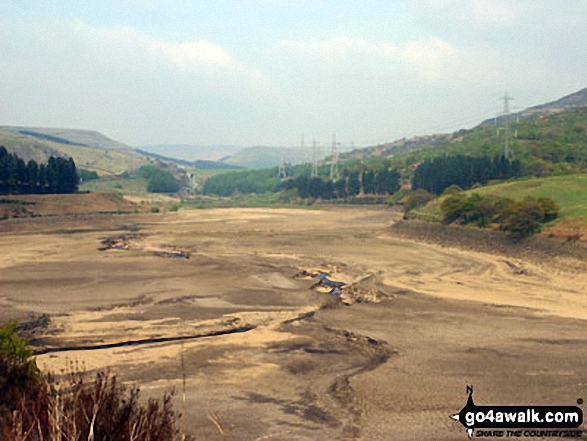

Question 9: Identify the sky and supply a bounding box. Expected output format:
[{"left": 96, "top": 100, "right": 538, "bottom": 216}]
[{"left": 0, "top": 0, "right": 586, "bottom": 148}]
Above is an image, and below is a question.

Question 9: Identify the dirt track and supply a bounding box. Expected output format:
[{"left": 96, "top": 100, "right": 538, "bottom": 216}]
[{"left": 1, "top": 207, "right": 587, "bottom": 440}]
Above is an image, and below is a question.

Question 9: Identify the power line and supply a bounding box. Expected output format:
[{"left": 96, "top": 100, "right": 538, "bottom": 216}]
[
  {"left": 278, "top": 153, "right": 287, "bottom": 178},
  {"left": 329, "top": 132, "right": 339, "bottom": 180},
  {"left": 311, "top": 138, "right": 319, "bottom": 178},
  {"left": 502, "top": 91, "right": 514, "bottom": 161},
  {"left": 356, "top": 106, "right": 502, "bottom": 147}
]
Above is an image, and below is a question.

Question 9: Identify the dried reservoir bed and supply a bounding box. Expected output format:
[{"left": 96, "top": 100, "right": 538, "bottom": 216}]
[{"left": 1, "top": 207, "right": 587, "bottom": 440}]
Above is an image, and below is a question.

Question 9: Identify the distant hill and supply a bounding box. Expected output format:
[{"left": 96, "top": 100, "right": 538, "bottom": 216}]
[
  {"left": 480, "top": 87, "right": 587, "bottom": 126},
  {"left": 140, "top": 143, "right": 357, "bottom": 169},
  {"left": 135, "top": 149, "right": 194, "bottom": 167},
  {"left": 0, "top": 128, "right": 149, "bottom": 176},
  {"left": 218, "top": 144, "right": 357, "bottom": 169},
  {"left": 0, "top": 129, "right": 64, "bottom": 164},
  {"left": 218, "top": 146, "right": 308, "bottom": 169},
  {"left": 139, "top": 144, "right": 243, "bottom": 161},
  {"left": 339, "top": 133, "right": 454, "bottom": 162},
  {"left": 0, "top": 126, "right": 134, "bottom": 152},
  {"left": 193, "top": 160, "right": 243, "bottom": 170},
  {"left": 135, "top": 148, "right": 243, "bottom": 170}
]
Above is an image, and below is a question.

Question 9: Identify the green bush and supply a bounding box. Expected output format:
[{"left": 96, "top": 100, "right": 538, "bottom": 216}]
[
  {"left": 0, "top": 321, "right": 39, "bottom": 425},
  {"left": 78, "top": 168, "right": 100, "bottom": 182},
  {"left": 404, "top": 189, "right": 434, "bottom": 213},
  {"left": 278, "top": 189, "right": 299, "bottom": 204},
  {"left": 537, "top": 197, "right": 560, "bottom": 222},
  {"left": 442, "top": 185, "right": 462, "bottom": 195},
  {"left": 139, "top": 166, "right": 180, "bottom": 194},
  {"left": 500, "top": 198, "right": 544, "bottom": 238},
  {"left": 0, "top": 320, "right": 185, "bottom": 440},
  {"left": 0, "top": 320, "right": 37, "bottom": 369},
  {"left": 440, "top": 194, "right": 467, "bottom": 224},
  {"left": 147, "top": 173, "right": 180, "bottom": 193},
  {"left": 441, "top": 193, "right": 560, "bottom": 238}
]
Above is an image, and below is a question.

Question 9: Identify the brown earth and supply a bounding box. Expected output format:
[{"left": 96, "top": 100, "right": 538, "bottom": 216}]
[
  {"left": 0, "top": 192, "right": 139, "bottom": 220},
  {"left": 1, "top": 207, "right": 587, "bottom": 440}
]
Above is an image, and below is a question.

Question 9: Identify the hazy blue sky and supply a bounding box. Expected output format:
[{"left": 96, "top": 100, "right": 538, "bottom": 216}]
[{"left": 1, "top": 0, "right": 586, "bottom": 147}]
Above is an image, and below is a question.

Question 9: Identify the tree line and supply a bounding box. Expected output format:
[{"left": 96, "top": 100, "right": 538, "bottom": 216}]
[
  {"left": 202, "top": 168, "right": 281, "bottom": 196},
  {"left": 412, "top": 154, "right": 522, "bottom": 195},
  {"left": 281, "top": 168, "right": 401, "bottom": 200},
  {"left": 138, "top": 165, "right": 180, "bottom": 193},
  {"left": 0, "top": 146, "right": 78, "bottom": 195}
]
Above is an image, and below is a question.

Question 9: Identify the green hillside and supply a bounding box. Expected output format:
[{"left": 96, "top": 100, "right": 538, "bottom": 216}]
[
  {"left": 0, "top": 129, "right": 63, "bottom": 164},
  {"left": 434, "top": 108, "right": 587, "bottom": 175},
  {"left": 80, "top": 176, "right": 149, "bottom": 194},
  {"left": 0, "top": 129, "right": 149, "bottom": 176},
  {"left": 416, "top": 174, "right": 587, "bottom": 230},
  {"left": 342, "top": 107, "right": 587, "bottom": 176},
  {"left": 462, "top": 175, "right": 587, "bottom": 219},
  {"left": 0, "top": 126, "right": 134, "bottom": 151}
]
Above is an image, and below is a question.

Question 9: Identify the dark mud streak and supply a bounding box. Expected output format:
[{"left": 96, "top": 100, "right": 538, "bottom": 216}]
[
  {"left": 32, "top": 325, "right": 255, "bottom": 355},
  {"left": 280, "top": 311, "right": 395, "bottom": 438},
  {"left": 325, "top": 326, "right": 394, "bottom": 438},
  {"left": 282, "top": 311, "right": 316, "bottom": 324}
]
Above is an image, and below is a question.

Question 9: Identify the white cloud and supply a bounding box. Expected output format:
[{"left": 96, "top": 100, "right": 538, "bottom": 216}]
[
  {"left": 275, "top": 37, "right": 472, "bottom": 83},
  {"left": 397, "top": 38, "right": 457, "bottom": 80},
  {"left": 272, "top": 33, "right": 577, "bottom": 96},
  {"left": 150, "top": 40, "right": 234, "bottom": 70},
  {"left": 71, "top": 21, "right": 269, "bottom": 92},
  {"left": 276, "top": 38, "right": 397, "bottom": 61},
  {"left": 469, "top": 0, "right": 517, "bottom": 27},
  {"left": 409, "top": 0, "right": 519, "bottom": 28}
]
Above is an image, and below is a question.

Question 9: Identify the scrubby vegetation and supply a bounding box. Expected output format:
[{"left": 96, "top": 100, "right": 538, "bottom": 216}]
[
  {"left": 0, "top": 320, "right": 183, "bottom": 441},
  {"left": 440, "top": 193, "right": 560, "bottom": 238},
  {"left": 202, "top": 167, "right": 280, "bottom": 196},
  {"left": 404, "top": 189, "right": 434, "bottom": 213},
  {"left": 138, "top": 165, "right": 180, "bottom": 194},
  {"left": 0, "top": 147, "right": 78, "bottom": 195},
  {"left": 77, "top": 168, "right": 99, "bottom": 182}
]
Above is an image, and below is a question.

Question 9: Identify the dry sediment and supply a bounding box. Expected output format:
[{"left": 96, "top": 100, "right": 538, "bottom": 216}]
[
  {"left": 390, "top": 219, "right": 587, "bottom": 264},
  {"left": 5, "top": 207, "right": 587, "bottom": 440}
]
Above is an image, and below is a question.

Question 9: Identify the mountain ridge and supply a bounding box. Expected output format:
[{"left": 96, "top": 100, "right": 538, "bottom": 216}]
[
  {"left": 0, "top": 128, "right": 148, "bottom": 176},
  {"left": 480, "top": 87, "right": 587, "bottom": 126},
  {"left": 0, "top": 126, "right": 134, "bottom": 152}
]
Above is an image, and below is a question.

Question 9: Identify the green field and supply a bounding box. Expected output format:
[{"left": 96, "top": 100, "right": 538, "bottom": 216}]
[
  {"left": 417, "top": 174, "right": 587, "bottom": 222},
  {"left": 80, "top": 177, "right": 148, "bottom": 194}
]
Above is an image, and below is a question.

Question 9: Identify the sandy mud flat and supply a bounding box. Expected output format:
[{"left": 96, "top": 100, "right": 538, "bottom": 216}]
[{"left": 1, "top": 207, "right": 587, "bottom": 440}]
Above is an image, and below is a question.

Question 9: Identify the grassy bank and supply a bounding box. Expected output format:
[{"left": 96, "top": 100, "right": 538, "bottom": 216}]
[{"left": 417, "top": 174, "right": 587, "bottom": 219}]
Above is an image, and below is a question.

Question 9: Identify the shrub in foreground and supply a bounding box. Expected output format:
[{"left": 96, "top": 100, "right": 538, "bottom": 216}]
[{"left": 0, "top": 321, "right": 182, "bottom": 441}]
